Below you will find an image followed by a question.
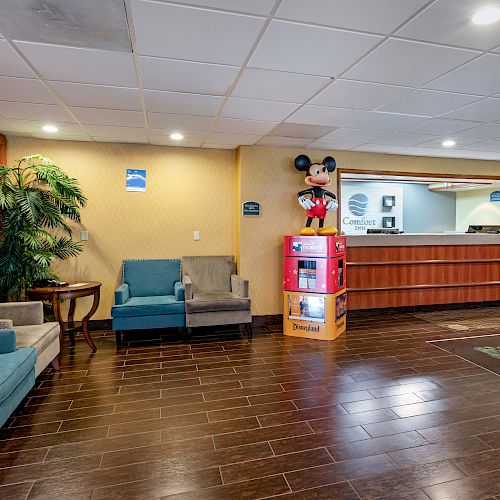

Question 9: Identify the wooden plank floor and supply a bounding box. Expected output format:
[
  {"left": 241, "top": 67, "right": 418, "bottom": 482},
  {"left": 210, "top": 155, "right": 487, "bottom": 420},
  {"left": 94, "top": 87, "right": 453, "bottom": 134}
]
[{"left": 0, "top": 312, "right": 499, "bottom": 499}]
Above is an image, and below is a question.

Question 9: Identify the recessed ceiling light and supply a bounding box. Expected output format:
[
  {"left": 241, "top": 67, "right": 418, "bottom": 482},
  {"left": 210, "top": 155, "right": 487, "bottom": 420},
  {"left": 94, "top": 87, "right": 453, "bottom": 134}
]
[
  {"left": 472, "top": 5, "right": 500, "bottom": 25},
  {"left": 442, "top": 140, "right": 456, "bottom": 148},
  {"left": 170, "top": 132, "right": 184, "bottom": 141},
  {"left": 42, "top": 124, "right": 58, "bottom": 133}
]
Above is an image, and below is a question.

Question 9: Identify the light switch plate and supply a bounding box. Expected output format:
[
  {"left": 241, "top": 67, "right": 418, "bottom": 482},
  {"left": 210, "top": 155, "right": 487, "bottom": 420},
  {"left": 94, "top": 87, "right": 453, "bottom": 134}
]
[
  {"left": 194, "top": 231, "right": 200, "bottom": 241},
  {"left": 80, "top": 230, "right": 89, "bottom": 241}
]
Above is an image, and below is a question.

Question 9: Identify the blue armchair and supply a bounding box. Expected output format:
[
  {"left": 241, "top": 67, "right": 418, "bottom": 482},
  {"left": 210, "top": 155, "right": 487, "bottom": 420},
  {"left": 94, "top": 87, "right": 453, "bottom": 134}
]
[{"left": 111, "top": 259, "right": 185, "bottom": 346}]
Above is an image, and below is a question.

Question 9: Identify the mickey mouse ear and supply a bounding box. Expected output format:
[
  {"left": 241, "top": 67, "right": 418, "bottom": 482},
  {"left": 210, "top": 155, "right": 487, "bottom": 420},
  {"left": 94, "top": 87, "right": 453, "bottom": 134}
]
[
  {"left": 294, "top": 154, "right": 312, "bottom": 171},
  {"left": 322, "top": 156, "right": 336, "bottom": 172}
]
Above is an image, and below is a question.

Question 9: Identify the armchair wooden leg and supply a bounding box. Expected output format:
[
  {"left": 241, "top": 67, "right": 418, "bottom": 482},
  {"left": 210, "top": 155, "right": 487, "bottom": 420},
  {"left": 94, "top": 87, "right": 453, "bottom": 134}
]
[
  {"left": 115, "top": 330, "right": 122, "bottom": 347},
  {"left": 244, "top": 322, "right": 253, "bottom": 342},
  {"left": 186, "top": 327, "right": 193, "bottom": 344},
  {"left": 51, "top": 357, "right": 60, "bottom": 371}
]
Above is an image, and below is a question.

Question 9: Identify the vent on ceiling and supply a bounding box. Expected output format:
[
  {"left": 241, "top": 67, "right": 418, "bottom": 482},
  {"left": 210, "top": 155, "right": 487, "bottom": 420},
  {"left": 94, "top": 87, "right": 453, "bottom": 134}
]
[{"left": 0, "top": 0, "right": 131, "bottom": 52}]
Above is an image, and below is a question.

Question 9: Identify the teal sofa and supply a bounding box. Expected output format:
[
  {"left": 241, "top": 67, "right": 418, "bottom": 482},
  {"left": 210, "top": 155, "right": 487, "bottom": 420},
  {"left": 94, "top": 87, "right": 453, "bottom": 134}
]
[
  {"left": 0, "top": 329, "right": 36, "bottom": 428},
  {"left": 111, "top": 259, "right": 185, "bottom": 345}
]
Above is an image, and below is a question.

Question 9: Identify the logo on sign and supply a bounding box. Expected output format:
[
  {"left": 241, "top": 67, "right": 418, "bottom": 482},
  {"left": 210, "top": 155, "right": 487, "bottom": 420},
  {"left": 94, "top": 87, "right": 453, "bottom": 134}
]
[{"left": 348, "top": 193, "right": 369, "bottom": 216}]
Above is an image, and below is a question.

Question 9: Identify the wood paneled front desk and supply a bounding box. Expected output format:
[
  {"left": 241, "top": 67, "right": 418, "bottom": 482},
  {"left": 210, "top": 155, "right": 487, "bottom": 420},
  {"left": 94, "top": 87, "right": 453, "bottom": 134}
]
[{"left": 347, "top": 234, "right": 500, "bottom": 310}]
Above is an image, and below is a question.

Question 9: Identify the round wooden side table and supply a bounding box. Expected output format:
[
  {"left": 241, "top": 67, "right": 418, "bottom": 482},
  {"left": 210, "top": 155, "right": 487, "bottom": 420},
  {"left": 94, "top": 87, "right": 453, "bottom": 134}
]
[{"left": 27, "top": 281, "right": 101, "bottom": 353}]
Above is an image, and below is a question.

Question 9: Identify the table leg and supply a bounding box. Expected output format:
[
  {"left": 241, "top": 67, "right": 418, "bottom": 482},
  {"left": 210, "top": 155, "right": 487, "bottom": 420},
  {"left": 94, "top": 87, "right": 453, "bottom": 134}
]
[
  {"left": 52, "top": 293, "right": 65, "bottom": 353},
  {"left": 68, "top": 298, "right": 76, "bottom": 346},
  {"left": 82, "top": 291, "right": 99, "bottom": 352}
]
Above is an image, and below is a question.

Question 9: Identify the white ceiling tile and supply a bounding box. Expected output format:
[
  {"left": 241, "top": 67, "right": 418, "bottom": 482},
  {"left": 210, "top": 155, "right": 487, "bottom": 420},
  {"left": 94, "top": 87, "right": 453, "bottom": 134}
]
[
  {"left": 0, "top": 40, "right": 36, "bottom": 78},
  {"left": 15, "top": 41, "right": 137, "bottom": 86},
  {"left": 269, "top": 123, "right": 336, "bottom": 139},
  {"left": 202, "top": 143, "right": 238, "bottom": 149},
  {"left": 367, "top": 131, "right": 436, "bottom": 146},
  {"left": 459, "top": 140, "right": 500, "bottom": 152},
  {"left": 396, "top": 0, "right": 500, "bottom": 51},
  {"left": 148, "top": 113, "right": 214, "bottom": 132},
  {"left": 221, "top": 97, "right": 299, "bottom": 121},
  {"left": 443, "top": 98, "right": 500, "bottom": 122},
  {"left": 140, "top": 56, "right": 238, "bottom": 95},
  {"left": 320, "top": 128, "right": 383, "bottom": 143},
  {"left": 454, "top": 123, "right": 500, "bottom": 140},
  {"left": 233, "top": 68, "right": 331, "bottom": 103},
  {"left": 93, "top": 136, "right": 148, "bottom": 144},
  {"left": 286, "top": 106, "right": 367, "bottom": 126},
  {"left": 213, "top": 118, "right": 278, "bottom": 135},
  {"left": 344, "top": 39, "right": 479, "bottom": 86},
  {"left": 30, "top": 135, "right": 92, "bottom": 142},
  {"left": 311, "top": 79, "right": 412, "bottom": 110},
  {"left": 378, "top": 89, "right": 481, "bottom": 116},
  {"left": 10, "top": 120, "right": 87, "bottom": 137},
  {"left": 153, "top": 0, "right": 275, "bottom": 15},
  {"left": 151, "top": 139, "right": 203, "bottom": 148},
  {"left": 257, "top": 136, "right": 312, "bottom": 147},
  {"left": 0, "top": 76, "right": 57, "bottom": 104},
  {"left": 84, "top": 125, "right": 147, "bottom": 141},
  {"left": 0, "top": 101, "right": 75, "bottom": 122},
  {"left": 416, "top": 137, "right": 483, "bottom": 149},
  {"left": 0, "top": 116, "right": 22, "bottom": 132},
  {"left": 150, "top": 130, "right": 206, "bottom": 143},
  {"left": 350, "top": 111, "right": 427, "bottom": 131},
  {"left": 403, "top": 117, "right": 481, "bottom": 135},
  {"left": 205, "top": 132, "right": 261, "bottom": 145},
  {"left": 49, "top": 82, "right": 142, "bottom": 111},
  {"left": 144, "top": 90, "right": 223, "bottom": 116},
  {"left": 308, "top": 140, "right": 360, "bottom": 150},
  {"left": 249, "top": 20, "right": 383, "bottom": 77},
  {"left": 70, "top": 107, "right": 145, "bottom": 127},
  {"left": 425, "top": 54, "right": 500, "bottom": 97},
  {"left": 277, "top": 0, "right": 428, "bottom": 34},
  {"left": 132, "top": 1, "right": 265, "bottom": 65}
]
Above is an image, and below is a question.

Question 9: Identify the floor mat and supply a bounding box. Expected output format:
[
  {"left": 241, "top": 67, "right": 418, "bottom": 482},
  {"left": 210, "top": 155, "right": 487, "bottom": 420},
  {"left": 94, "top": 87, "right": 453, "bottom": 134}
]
[
  {"left": 410, "top": 306, "right": 500, "bottom": 332},
  {"left": 429, "top": 334, "right": 500, "bottom": 375}
]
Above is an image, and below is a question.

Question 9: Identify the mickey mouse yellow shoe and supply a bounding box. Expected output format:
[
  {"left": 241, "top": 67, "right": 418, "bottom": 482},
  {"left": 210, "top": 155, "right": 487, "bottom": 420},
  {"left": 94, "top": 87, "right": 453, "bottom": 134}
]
[
  {"left": 317, "top": 227, "right": 338, "bottom": 236},
  {"left": 300, "top": 227, "right": 315, "bottom": 236}
]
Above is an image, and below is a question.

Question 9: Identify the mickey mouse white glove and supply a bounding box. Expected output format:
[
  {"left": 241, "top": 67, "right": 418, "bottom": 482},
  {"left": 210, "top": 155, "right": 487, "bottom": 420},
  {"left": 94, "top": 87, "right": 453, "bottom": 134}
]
[
  {"left": 326, "top": 199, "right": 339, "bottom": 211},
  {"left": 298, "top": 196, "right": 315, "bottom": 210}
]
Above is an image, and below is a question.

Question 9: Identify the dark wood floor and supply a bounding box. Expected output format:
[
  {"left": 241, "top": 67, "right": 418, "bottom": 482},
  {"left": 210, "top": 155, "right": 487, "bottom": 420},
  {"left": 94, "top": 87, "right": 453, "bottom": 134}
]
[{"left": 1, "top": 312, "right": 499, "bottom": 500}]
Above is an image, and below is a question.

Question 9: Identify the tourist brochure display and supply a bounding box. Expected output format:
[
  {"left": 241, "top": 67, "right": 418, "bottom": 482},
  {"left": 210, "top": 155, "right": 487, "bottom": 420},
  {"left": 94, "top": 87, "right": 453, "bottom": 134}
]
[{"left": 284, "top": 154, "right": 347, "bottom": 341}]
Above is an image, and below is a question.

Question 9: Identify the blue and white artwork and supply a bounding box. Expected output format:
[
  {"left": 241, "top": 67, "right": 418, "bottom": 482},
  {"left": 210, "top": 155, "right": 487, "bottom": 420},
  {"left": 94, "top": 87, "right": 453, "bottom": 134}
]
[{"left": 126, "top": 169, "right": 146, "bottom": 192}]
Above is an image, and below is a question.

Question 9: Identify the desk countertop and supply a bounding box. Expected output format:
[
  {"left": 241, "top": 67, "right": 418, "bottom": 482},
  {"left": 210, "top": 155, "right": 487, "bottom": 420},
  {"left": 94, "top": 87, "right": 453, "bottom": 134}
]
[{"left": 347, "top": 233, "right": 500, "bottom": 247}]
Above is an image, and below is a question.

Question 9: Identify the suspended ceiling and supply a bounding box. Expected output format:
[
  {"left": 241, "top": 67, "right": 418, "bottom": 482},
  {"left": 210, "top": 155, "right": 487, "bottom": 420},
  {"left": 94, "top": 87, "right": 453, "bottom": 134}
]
[{"left": 0, "top": 0, "right": 500, "bottom": 159}]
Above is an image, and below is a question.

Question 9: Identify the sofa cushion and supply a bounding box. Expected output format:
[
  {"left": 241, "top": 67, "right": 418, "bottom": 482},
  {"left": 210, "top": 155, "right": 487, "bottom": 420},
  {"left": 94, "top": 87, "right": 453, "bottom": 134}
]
[
  {"left": 123, "top": 259, "right": 181, "bottom": 297},
  {"left": 0, "top": 348, "right": 37, "bottom": 404},
  {"left": 182, "top": 256, "right": 236, "bottom": 294},
  {"left": 111, "top": 295, "right": 184, "bottom": 318},
  {"left": 15, "top": 322, "right": 60, "bottom": 354},
  {"left": 186, "top": 293, "right": 250, "bottom": 313}
]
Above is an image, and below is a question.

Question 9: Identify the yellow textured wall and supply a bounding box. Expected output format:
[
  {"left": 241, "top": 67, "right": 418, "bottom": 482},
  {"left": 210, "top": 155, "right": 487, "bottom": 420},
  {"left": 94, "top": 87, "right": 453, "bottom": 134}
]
[
  {"left": 237, "top": 146, "right": 500, "bottom": 315},
  {"left": 456, "top": 187, "right": 500, "bottom": 231},
  {"left": 7, "top": 136, "right": 236, "bottom": 320},
  {"left": 6, "top": 136, "right": 500, "bottom": 319}
]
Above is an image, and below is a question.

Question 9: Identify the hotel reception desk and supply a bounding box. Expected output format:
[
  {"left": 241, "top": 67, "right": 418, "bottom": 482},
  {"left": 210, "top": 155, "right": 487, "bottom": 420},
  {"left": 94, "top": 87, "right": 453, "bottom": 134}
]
[{"left": 347, "top": 234, "right": 500, "bottom": 310}]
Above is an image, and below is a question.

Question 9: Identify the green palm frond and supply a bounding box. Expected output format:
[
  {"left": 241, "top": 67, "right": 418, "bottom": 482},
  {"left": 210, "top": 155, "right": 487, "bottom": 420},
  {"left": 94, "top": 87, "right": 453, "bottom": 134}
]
[{"left": 0, "top": 154, "right": 87, "bottom": 300}]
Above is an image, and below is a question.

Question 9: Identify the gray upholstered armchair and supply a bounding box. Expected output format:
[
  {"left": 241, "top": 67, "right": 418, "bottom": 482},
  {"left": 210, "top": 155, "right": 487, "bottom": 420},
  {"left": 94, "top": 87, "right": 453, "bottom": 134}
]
[{"left": 181, "top": 256, "right": 252, "bottom": 342}]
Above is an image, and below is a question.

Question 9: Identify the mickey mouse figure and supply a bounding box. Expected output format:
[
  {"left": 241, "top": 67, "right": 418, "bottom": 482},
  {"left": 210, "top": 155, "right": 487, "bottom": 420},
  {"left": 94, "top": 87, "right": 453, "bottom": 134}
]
[{"left": 295, "top": 154, "right": 338, "bottom": 236}]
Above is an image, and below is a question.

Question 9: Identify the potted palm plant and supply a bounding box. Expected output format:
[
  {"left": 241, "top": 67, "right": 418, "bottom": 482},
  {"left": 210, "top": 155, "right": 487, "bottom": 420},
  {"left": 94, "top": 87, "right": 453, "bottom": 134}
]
[{"left": 0, "top": 154, "right": 87, "bottom": 301}]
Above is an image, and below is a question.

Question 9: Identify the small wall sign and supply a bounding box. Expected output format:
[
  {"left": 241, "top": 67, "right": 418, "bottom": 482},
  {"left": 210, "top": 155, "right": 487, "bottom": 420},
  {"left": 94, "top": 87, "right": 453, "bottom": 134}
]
[
  {"left": 126, "top": 169, "right": 146, "bottom": 192},
  {"left": 490, "top": 191, "right": 500, "bottom": 202},
  {"left": 242, "top": 201, "right": 261, "bottom": 217}
]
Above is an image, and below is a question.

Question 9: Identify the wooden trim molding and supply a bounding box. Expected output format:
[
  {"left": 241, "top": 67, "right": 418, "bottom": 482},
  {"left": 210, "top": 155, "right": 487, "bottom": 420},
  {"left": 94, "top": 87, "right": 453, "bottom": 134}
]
[
  {"left": 348, "top": 258, "right": 500, "bottom": 266},
  {"left": 0, "top": 134, "right": 6, "bottom": 165},
  {"left": 349, "top": 281, "right": 500, "bottom": 292}
]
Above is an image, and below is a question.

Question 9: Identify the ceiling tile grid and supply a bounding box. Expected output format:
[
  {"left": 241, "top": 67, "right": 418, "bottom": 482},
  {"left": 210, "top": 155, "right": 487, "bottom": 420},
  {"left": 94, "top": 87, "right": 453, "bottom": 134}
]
[{"left": 0, "top": 0, "right": 499, "bottom": 159}]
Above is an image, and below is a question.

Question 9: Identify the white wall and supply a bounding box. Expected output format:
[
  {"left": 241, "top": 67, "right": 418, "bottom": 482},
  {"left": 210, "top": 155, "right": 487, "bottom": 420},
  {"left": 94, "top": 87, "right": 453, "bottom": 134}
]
[{"left": 456, "top": 188, "right": 500, "bottom": 231}]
